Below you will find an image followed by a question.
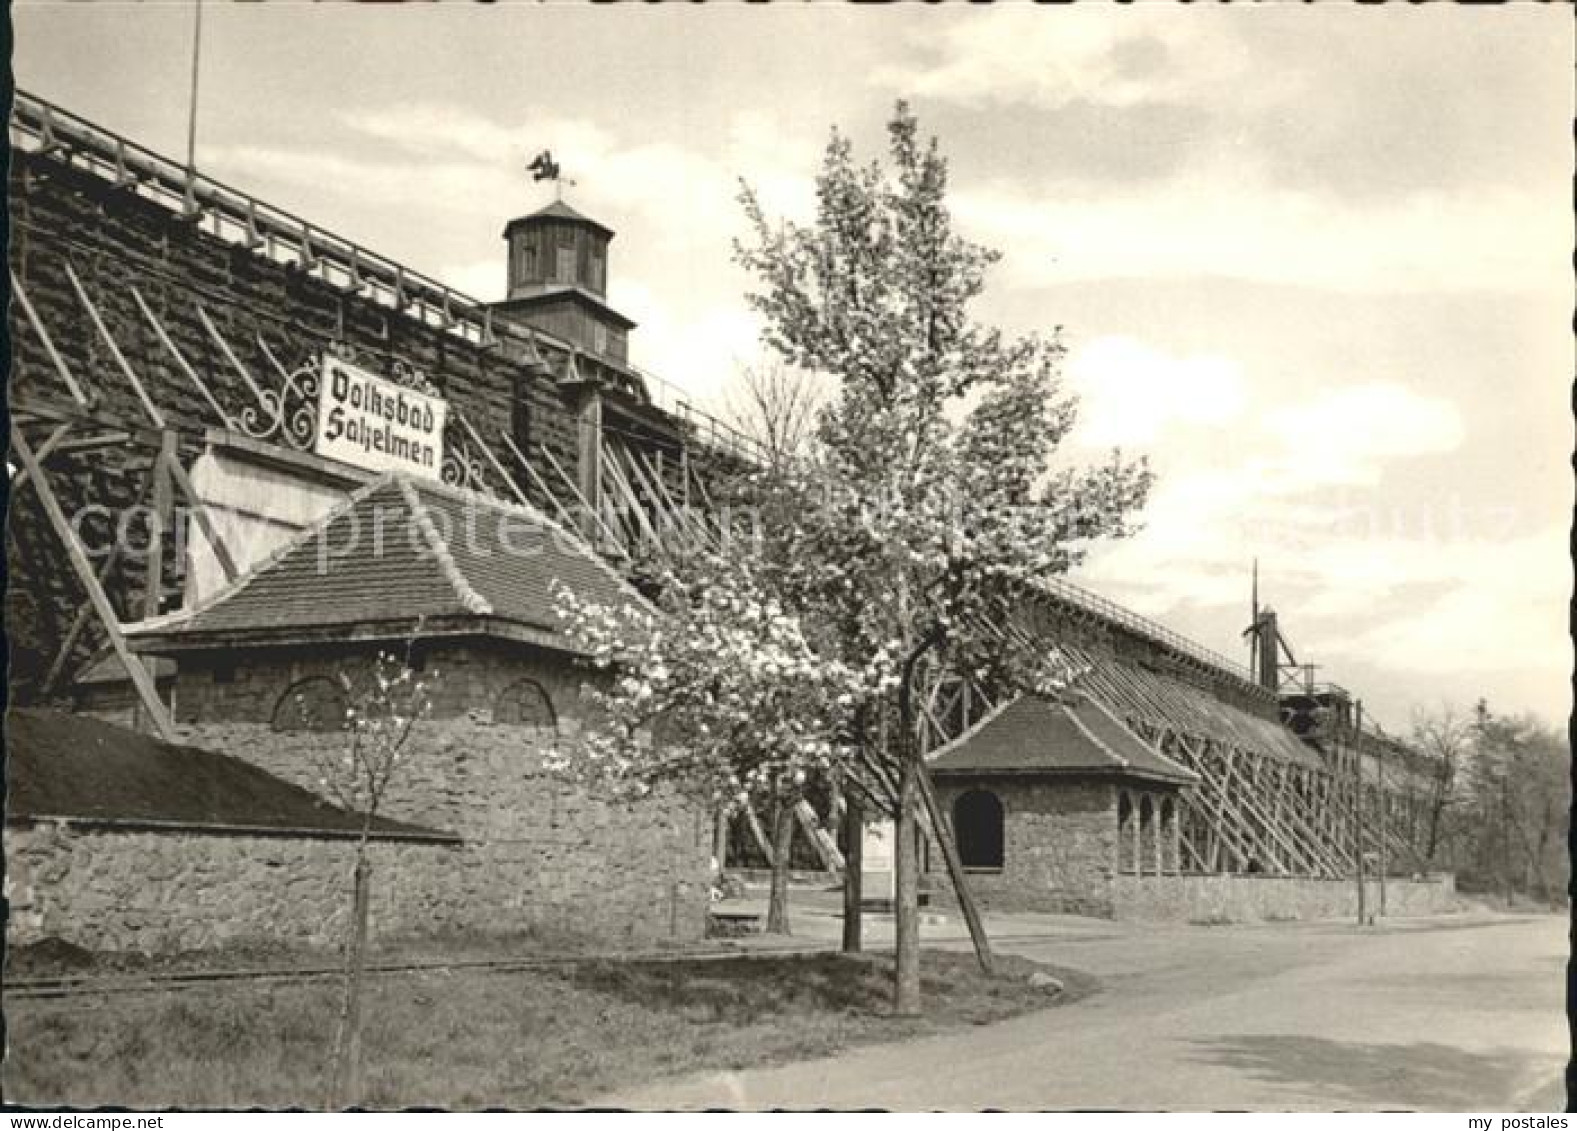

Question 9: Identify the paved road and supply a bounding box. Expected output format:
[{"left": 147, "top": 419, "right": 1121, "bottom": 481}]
[{"left": 603, "top": 909, "right": 1569, "bottom": 1111}]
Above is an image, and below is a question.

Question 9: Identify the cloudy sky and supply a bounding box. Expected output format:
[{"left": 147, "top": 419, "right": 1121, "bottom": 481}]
[{"left": 15, "top": 5, "right": 1572, "bottom": 732}]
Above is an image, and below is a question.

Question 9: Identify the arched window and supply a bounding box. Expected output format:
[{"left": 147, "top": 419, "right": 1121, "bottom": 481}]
[
  {"left": 271, "top": 677, "right": 349, "bottom": 733},
  {"left": 1159, "top": 796, "right": 1176, "bottom": 873},
  {"left": 1118, "top": 791, "right": 1135, "bottom": 872},
  {"left": 1139, "top": 795, "right": 1156, "bottom": 875},
  {"left": 953, "top": 789, "right": 1004, "bottom": 871},
  {"left": 493, "top": 678, "right": 557, "bottom": 731}
]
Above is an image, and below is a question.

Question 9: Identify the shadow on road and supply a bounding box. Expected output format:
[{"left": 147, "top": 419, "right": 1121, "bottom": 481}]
[{"left": 1187, "top": 1034, "right": 1545, "bottom": 1110}]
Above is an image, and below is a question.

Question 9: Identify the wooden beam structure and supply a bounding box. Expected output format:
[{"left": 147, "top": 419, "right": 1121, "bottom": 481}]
[{"left": 9, "top": 424, "right": 176, "bottom": 740}]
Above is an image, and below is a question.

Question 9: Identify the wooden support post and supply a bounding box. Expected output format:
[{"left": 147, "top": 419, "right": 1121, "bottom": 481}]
[
  {"left": 132, "top": 286, "right": 236, "bottom": 428},
  {"left": 713, "top": 807, "right": 729, "bottom": 874},
  {"left": 8, "top": 423, "right": 74, "bottom": 495},
  {"left": 38, "top": 473, "right": 153, "bottom": 699},
  {"left": 742, "top": 806, "right": 776, "bottom": 865},
  {"left": 792, "top": 798, "right": 845, "bottom": 875},
  {"left": 143, "top": 431, "right": 176, "bottom": 619},
  {"left": 1354, "top": 700, "right": 1368, "bottom": 926},
  {"left": 916, "top": 760, "right": 995, "bottom": 975},
  {"left": 194, "top": 303, "right": 271, "bottom": 407},
  {"left": 10, "top": 268, "right": 92, "bottom": 407},
  {"left": 497, "top": 428, "right": 580, "bottom": 533},
  {"left": 161, "top": 445, "right": 239, "bottom": 584},
  {"left": 1377, "top": 733, "right": 1388, "bottom": 917},
  {"left": 1153, "top": 795, "right": 1165, "bottom": 876},
  {"left": 539, "top": 444, "right": 625, "bottom": 556},
  {"left": 63, "top": 263, "right": 168, "bottom": 429},
  {"left": 10, "top": 425, "right": 176, "bottom": 741},
  {"left": 576, "top": 392, "right": 603, "bottom": 527},
  {"left": 600, "top": 448, "right": 666, "bottom": 563}
]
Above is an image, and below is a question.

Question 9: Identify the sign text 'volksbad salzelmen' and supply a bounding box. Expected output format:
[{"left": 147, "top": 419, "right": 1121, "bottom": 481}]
[{"left": 315, "top": 355, "right": 448, "bottom": 479}]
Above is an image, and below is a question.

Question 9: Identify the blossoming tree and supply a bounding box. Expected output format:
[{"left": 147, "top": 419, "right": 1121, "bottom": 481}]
[
  {"left": 551, "top": 554, "right": 868, "bottom": 934},
  {"left": 734, "top": 102, "right": 1154, "bottom": 1014}
]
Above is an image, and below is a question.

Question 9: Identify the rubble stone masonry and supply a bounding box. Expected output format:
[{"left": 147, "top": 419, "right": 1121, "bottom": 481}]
[
  {"left": 930, "top": 779, "right": 1121, "bottom": 918},
  {"left": 11, "top": 640, "right": 712, "bottom": 954}
]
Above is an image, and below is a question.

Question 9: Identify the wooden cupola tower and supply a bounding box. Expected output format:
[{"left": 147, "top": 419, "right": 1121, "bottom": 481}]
[{"left": 493, "top": 200, "right": 636, "bottom": 365}]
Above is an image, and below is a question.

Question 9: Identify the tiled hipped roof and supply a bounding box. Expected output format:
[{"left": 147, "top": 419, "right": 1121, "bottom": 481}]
[
  {"left": 927, "top": 694, "right": 1197, "bottom": 787},
  {"left": 126, "top": 474, "right": 641, "bottom": 654}
]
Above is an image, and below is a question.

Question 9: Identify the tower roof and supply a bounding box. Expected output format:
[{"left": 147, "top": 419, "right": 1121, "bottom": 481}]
[{"left": 502, "top": 199, "right": 614, "bottom": 240}]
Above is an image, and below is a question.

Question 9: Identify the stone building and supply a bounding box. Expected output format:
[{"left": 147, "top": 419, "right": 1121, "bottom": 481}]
[
  {"left": 105, "top": 472, "right": 715, "bottom": 950},
  {"left": 927, "top": 693, "right": 1195, "bottom": 917},
  {"left": 5, "top": 91, "right": 740, "bottom": 955}
]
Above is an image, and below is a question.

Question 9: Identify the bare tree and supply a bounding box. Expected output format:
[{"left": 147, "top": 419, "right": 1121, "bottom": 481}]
[
  {"left": 1410, "top": 704, "right": 1470, "bottom": 866},
  {"left": 723, "top": 360, "right": 827, "bottom": 471}
]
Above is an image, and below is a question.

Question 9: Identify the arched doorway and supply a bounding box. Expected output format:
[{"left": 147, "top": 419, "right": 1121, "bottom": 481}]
[{"left": 954, "top": 789, "right": 1004, "bottom": 871}]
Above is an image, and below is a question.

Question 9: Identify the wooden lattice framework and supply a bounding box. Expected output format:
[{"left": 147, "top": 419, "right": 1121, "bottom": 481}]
[{"left": 7, "top": 87, "right": 1441, "bottom": 896}]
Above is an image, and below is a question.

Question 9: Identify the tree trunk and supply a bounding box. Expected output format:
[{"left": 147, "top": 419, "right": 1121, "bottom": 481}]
[
  {"left": 842, "top": 789, "right": 863, "bottom": 953},
  {"left": 766, "top": 803, "right": 795, "bottom": 935},
  {"left": 893, "top": 630, "right": 939, "bottom": 1017},
  {"left": 330, "top": 852, "right": 372, "bottom": 1108},
  {"left": 713, "top": 807, "right": 730, "bottom": 877},
  {"left": 894, "top": 743, "right": 921, "bottom": 1016}
]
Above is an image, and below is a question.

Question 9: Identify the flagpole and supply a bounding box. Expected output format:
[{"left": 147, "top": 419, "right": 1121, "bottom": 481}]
[{"left": 186, "top": 0, "right": 203, "bottom": 174}]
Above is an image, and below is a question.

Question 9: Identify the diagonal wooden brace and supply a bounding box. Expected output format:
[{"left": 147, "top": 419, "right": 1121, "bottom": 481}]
[{"left": 10, "top": 424, "right": 176, "bottom": 740}]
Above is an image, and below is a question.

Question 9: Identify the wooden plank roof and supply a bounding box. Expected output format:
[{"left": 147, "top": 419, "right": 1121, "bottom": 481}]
[{"left": 1060, "top": 643, "right": 1327, "bottom": 771}]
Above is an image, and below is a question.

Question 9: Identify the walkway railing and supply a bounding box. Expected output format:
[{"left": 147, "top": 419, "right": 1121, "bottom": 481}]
[{"left": 8, "top": 89, "right": 763, "bottom": 469}]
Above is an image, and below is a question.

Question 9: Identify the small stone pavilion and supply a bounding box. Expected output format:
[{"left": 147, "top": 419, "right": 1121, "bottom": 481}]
[
  {"left": 115, "top": 472, "right": 714, "bottom": 949},
  {"left": 927, "top": 693, "right": 1196, "bottom": 917}
]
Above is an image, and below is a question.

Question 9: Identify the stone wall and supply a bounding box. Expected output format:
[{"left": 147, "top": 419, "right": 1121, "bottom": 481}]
[
  {"left": 930, "top": 778, "right": 1121, "bottom": 917},
  {"left": 5, "top": 822, "right": 463, "bottom": 954},
  {"left": 180, "top": 642, "right": 713, "bottom": 947},
  {"left": 21, "top": 640, "right": 714, "bottom": 953},
  {"left": 926, "top": 773, "right": 1457, "bottom": 924},
  {"left": 1107, "top": 872, "right": 1459, "bottom": 924}
]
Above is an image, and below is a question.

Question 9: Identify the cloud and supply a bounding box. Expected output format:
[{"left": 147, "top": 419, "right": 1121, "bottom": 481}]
[
  {"left": 1066, "top": 336, "right": 1246, "bottom": 449},
  {"left": 612, "top": 280, "right": 767, "bottom": 413},
  {"left": 875, "top": 11, "right": 1254, "bottom": 113},
  {"left": 878, "top": 8, "right": 1571, "bottom": 204},
  {"left": 953, "top": 176, "right": 1563, "bottom": 295},
  {"left": 1074, "top": 372, "right": 1473, "bottom": 641},
  {"left": 1315, "top": 527, "right": 1570, "bottom": 677},
  {"left": 1262, "top": 383, "right": 1464, "bottom": 488}
]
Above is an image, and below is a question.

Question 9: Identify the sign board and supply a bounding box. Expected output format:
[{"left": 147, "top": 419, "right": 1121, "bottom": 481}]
[{"left": 315, "top": 355, "right": 447, "bottom": 480}]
